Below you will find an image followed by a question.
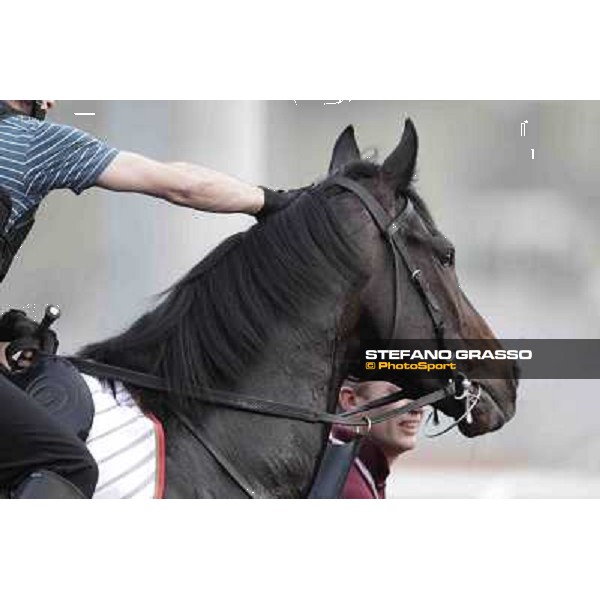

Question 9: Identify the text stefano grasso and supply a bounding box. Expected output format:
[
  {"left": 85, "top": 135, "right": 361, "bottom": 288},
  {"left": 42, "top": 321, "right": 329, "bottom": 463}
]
[{"left": 365, "top": 349, "right": 533, "bottom": 360}]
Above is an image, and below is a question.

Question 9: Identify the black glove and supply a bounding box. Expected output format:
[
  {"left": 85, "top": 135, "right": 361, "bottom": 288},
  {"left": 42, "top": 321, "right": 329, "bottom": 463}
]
[
  {"left": 256, "top": 186, "right": 309, "bottom": 221},
  {"left": 0, "top": 309, "right": 59, "bottom": 367}
]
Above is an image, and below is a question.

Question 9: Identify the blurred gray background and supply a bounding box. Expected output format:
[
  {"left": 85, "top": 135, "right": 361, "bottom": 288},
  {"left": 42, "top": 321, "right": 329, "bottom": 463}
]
[{"left": 2, "top": 101, "right": 599, "bottom": 497}]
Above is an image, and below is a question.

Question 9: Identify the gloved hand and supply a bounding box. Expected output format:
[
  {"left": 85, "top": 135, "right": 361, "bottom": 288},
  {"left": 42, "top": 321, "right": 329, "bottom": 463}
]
[
  {"left": 256, "top": 186, "right": 310, "bottom": 221},
  {"left": 0, "top": 309, "right": 59, "bottom": 369}
]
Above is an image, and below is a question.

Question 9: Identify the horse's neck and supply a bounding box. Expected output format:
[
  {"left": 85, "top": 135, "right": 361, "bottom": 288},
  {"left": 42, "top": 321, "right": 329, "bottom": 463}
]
[
  {"left": 164, "top": 282, "right": 361, "bottom": 499},
  {"left": 163, "top": 199, "right": 375, "bottom": 498}
]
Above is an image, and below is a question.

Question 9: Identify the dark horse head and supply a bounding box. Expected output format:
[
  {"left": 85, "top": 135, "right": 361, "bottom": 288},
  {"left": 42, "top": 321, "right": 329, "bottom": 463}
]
[
  {"left": 328, "top": 120, "right": 518, "bottom": 436},
  {"left": 80, "top": 119, "right": 518, "bottom": 497}
]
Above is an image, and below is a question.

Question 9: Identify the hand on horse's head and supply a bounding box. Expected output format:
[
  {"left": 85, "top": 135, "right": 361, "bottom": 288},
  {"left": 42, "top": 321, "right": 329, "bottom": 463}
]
[{"left": 257, "top": 186, "right": 309, "bottom": 221}]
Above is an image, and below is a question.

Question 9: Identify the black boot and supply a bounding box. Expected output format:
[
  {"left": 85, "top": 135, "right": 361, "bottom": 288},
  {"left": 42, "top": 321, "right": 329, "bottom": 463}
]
[{"left": 10, "top": 470, "right": 87, "bottom": 499}]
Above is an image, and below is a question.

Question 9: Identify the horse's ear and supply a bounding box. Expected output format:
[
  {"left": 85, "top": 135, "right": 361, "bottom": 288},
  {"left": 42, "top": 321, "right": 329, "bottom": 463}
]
[
  {"left": 381, "top": 118, "right": 418, "bottom": 192},
  {"left": 329, "top": 125, "right": 361, "bottom": 174}
]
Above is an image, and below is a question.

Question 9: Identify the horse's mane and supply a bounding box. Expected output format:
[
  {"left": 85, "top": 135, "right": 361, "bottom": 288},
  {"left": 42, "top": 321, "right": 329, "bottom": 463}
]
[{"left": 80, "top": 167, "right": 375, "bottom": 408}]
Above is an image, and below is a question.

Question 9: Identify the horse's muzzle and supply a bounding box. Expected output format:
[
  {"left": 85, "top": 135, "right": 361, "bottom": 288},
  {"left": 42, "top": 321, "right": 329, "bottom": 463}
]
[{"left": 457, "top": 380, "right": 516, "bottom": 437}]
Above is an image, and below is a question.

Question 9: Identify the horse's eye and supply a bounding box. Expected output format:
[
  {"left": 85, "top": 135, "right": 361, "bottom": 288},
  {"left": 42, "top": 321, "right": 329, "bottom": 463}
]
[{"left": 441, "top": 248, "right": 455, "bottom": 267}]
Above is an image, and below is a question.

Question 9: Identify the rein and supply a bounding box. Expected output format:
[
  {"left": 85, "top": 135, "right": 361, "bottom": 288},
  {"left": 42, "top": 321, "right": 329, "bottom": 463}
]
[{"left": 66, "top": 356, "right": 456, "bottom": 429}]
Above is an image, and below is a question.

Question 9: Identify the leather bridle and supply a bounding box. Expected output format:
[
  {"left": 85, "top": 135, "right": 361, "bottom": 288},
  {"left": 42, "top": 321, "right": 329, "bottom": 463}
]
[
  {"left": 330, "top": 176, "right": 446, "bottom": 345},
  {"left": 67, "top": 176, "right": 480, "bottom": 497},
  {"left": 329, "top": 176, "right": 480, "bottom": 433}
]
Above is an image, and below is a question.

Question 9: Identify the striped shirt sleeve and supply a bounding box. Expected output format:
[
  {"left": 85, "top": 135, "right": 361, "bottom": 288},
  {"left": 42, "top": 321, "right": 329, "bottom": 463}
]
[{"left": 24, "top": 122, "right": 118, "bottom": 197}]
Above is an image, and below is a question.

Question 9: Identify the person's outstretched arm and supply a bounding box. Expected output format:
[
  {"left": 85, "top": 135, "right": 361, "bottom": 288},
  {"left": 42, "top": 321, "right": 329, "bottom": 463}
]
[{"left": 96, "top": 151, "right": 265, "bottom": 215}]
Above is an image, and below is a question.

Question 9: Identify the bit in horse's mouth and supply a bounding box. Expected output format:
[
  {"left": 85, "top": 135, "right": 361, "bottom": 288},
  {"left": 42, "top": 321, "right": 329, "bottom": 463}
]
[{"left": 458, "top": 381, "right": 509, "bottom": 436}]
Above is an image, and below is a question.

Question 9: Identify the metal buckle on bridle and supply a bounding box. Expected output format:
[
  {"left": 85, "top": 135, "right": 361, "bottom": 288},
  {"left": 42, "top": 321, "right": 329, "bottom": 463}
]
[
  {"left": 454, "top": 375, "right": 480, "bottom": 425},
  {"left": 354, "top": 415, "right": 373, "bottom": 436}
]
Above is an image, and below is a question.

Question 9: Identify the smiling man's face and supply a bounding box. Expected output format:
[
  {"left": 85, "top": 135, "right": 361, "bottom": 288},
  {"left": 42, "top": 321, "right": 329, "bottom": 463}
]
[{"left": 339, "top": 380, "right": 423, "bottom": 463}]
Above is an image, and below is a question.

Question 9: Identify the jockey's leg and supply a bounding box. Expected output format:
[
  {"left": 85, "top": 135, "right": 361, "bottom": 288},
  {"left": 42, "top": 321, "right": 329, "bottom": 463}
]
[{"left": 0, "top": 373, "right": 98, "bottom": 497}]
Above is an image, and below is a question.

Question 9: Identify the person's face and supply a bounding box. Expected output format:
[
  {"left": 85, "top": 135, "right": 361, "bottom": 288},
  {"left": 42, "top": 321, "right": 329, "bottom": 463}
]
[
  {"left": 6, "top": 101, "right": 56, "bottom": 114},
  {"left": 37, "top": 100, "right": 56, "bottom": 112},
  {"left": 339, "top": 380, "right": 423, "bottom": 462}
]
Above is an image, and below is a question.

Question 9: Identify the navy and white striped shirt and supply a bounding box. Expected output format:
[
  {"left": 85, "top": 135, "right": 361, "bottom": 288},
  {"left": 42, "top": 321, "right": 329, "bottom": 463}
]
[{"left": 0, "top": 107, "right": 118, "bottom": 230}]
